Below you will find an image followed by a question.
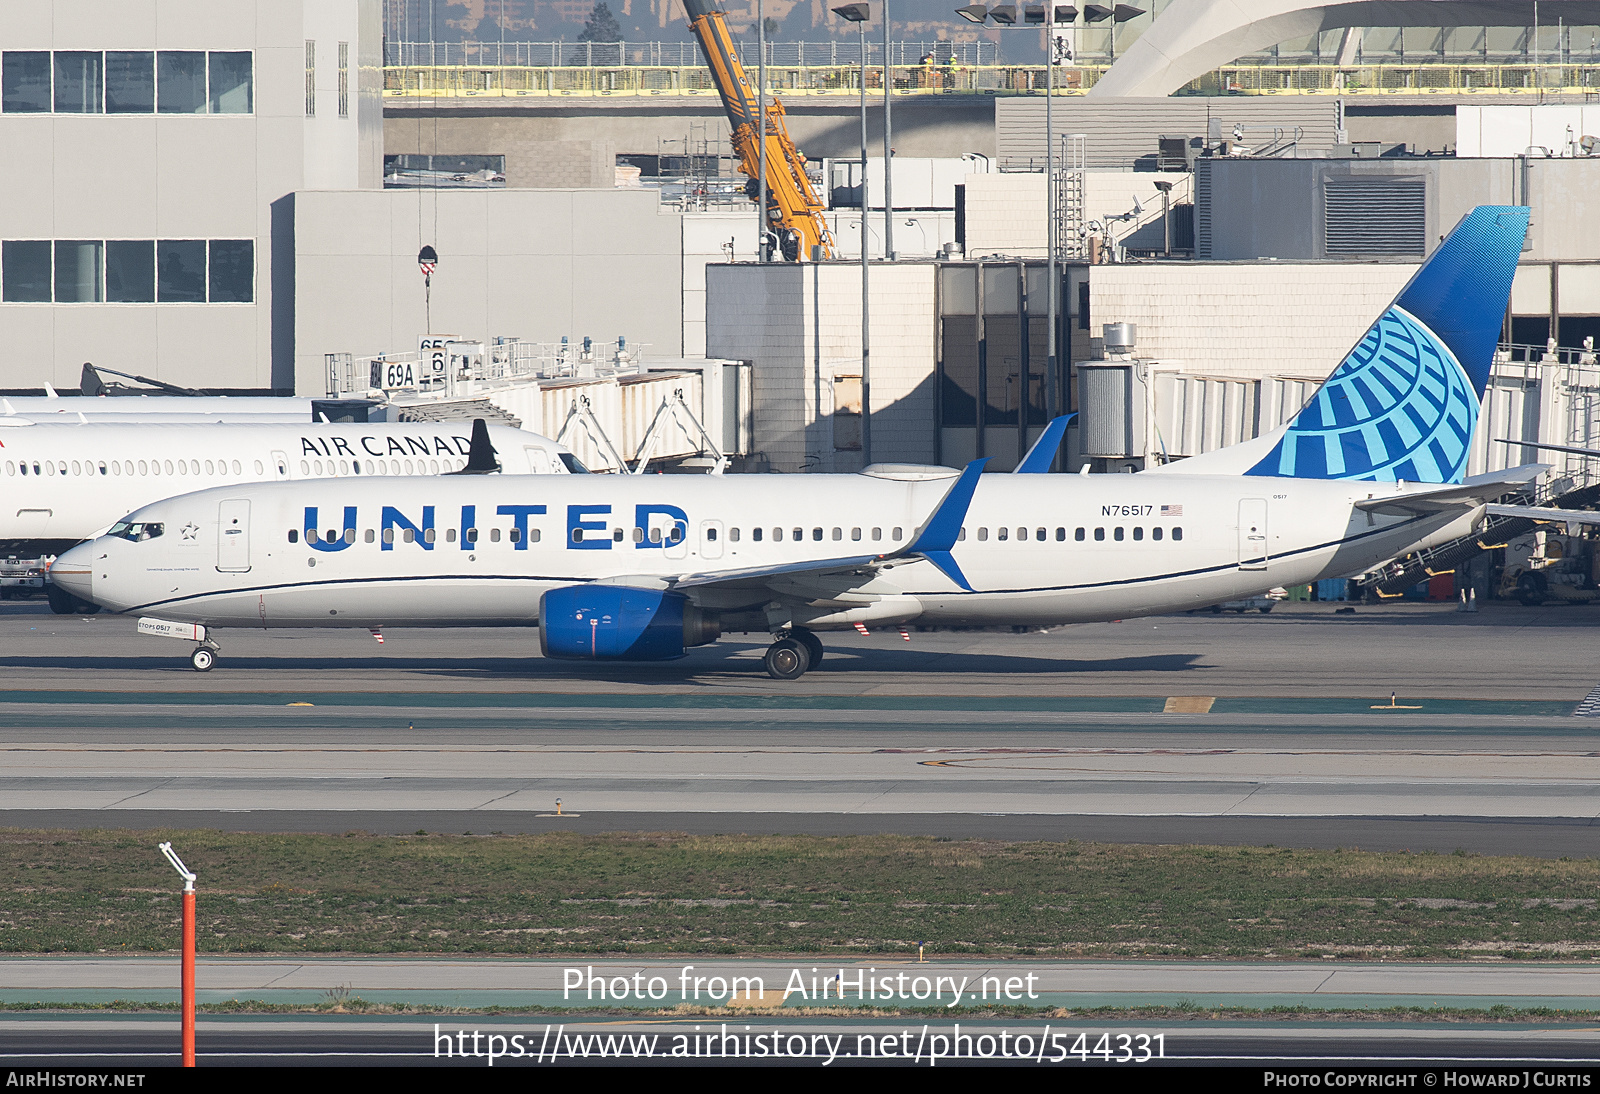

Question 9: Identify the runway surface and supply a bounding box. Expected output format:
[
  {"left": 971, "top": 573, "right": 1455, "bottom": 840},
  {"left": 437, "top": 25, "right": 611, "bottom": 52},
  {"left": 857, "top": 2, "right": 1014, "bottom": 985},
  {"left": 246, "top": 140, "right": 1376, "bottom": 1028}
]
[
  {"left": 2, "top": 599, "right": 1595, "bottom": 699},
  {"left": 4, "top": 1015, "right": 1598, "bottom": 1067},
  {"left": 2, "top": 600, "right": 1598, "bottom": 852},
  {"left": 3, "top": 698, "right": 1600, "bottom": 852}
]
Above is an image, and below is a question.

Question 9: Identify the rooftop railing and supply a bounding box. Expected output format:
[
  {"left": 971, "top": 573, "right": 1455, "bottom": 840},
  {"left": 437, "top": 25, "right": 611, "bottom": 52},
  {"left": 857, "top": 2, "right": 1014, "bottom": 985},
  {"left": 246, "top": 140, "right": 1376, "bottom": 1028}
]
[{"left": 383, "top": 61, "right": 1600, "bottom": 99}]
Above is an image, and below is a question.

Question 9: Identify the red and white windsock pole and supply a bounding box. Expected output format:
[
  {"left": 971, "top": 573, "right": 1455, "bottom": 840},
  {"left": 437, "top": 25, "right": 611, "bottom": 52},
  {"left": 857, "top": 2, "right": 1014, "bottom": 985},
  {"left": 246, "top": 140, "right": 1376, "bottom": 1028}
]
[{"left": 159, "top": 842, "right": 198, "bottom": 1067}]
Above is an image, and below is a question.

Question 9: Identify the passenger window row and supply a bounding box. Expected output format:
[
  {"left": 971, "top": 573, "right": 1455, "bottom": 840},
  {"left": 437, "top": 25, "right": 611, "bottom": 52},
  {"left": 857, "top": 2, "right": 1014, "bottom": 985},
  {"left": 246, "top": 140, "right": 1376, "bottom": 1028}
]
[
  {"left": 284, "top": 523, "right": 916, "bottom": 548},
  {"left": 290, "top": 526, "right": 548, "bottom": 546},
  {"left": 1075, "top": 526, "right": 1183, "bottom": 542},
  {"left": 8, "top": 457, "right": 253, "bottom": 478},
  {"left": 955, "top": 525, "right": 1186, "bottom": 542},
  {"left": 300, "top": 457, "right": 469, "bottom": 477},
  {"left": 5, "top": 456, "right": 483, "bottom": 480}
]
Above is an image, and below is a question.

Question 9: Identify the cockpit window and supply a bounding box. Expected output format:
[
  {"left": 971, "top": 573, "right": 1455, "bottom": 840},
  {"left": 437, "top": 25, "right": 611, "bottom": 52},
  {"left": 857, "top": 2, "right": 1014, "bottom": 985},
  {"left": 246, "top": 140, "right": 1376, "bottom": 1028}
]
[
  {"left": 558, "top": 452, "right": 589, "bottom": 474},
  {"left": 108, "top": 521, "right": 165, "bottom": 542}
]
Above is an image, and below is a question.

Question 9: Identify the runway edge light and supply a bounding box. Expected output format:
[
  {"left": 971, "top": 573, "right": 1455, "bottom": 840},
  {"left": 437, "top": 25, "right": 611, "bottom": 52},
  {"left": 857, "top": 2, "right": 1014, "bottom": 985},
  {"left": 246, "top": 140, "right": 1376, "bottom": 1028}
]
[{"left": 158, "top": 841, "right": 197, "bottom": 1068}]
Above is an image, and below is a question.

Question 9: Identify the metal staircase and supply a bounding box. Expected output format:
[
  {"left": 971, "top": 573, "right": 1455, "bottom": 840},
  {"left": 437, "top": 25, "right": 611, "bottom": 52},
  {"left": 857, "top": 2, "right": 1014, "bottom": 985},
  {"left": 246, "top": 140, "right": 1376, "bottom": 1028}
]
[{"left": 1356, "top": 477, "right": 1600, "bottom": 598}]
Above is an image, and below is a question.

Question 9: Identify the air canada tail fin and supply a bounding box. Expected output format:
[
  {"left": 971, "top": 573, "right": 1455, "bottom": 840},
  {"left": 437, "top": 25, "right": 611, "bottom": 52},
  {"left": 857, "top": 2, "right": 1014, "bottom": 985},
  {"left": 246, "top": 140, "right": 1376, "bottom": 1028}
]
[
  {"left": 1240, "top": 205, "right": 1530, "bottom": 485},
  {"left": 446, "top": 418, "right": 501, "bottom": 475}
]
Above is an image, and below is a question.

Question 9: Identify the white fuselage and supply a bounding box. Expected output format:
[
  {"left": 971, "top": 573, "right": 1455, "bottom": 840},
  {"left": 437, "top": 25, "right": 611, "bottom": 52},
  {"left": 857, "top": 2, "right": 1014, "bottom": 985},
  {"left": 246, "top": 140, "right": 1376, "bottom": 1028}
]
[
  {"left": 0, "top": 421, "right": 571, "bottom": 554},
  {"left": 59, "top": 471, "right": 1474, "bottom": 631}
]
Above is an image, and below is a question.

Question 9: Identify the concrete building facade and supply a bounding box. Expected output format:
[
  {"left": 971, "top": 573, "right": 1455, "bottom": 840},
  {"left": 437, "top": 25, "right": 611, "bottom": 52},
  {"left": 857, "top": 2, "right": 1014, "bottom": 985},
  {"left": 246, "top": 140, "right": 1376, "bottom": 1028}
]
[
  {"left": 294, "top": 190, "right": 757, "bottom": 389},
  {"left": 706, "top": 261, "right": 937, "bottom": 474},
  {"left": 0, "top": 0, "right": 383, "bottom": 393}
]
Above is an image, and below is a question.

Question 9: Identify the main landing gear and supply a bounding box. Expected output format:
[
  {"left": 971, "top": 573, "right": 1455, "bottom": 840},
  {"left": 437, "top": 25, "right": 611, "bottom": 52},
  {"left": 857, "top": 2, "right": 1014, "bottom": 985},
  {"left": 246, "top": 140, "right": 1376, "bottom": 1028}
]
[
  {"left": 189, "top": 640, "right": 220, "bottom": 672},
  {"left": 764, "top": 627, "right": 823, "bottom": 680}
]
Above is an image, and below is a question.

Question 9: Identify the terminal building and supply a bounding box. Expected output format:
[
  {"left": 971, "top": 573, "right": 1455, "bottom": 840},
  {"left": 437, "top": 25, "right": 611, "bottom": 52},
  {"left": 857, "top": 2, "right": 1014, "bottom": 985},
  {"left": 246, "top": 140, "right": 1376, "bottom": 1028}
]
[{"left": 7, "top": 0, "right": 1600, "bottom": 498}]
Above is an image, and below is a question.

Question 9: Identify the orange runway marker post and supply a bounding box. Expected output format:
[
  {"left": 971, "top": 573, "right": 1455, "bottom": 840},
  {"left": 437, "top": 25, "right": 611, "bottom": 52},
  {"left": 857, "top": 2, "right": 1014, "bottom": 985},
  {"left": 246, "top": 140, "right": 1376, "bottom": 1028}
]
[{"left": 158, "top": 842, "right": 197, "bottom": 1067}]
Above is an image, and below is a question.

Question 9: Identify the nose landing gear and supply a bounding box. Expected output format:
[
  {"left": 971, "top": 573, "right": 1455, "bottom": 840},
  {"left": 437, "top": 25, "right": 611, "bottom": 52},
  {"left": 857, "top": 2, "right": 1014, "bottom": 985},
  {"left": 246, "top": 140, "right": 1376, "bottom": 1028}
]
[
  {"left": 763, "top": 627, "right": 824, "bottom": 680},
  {"left": 189, "top": 640, "right": 220, "bottom": 672}
]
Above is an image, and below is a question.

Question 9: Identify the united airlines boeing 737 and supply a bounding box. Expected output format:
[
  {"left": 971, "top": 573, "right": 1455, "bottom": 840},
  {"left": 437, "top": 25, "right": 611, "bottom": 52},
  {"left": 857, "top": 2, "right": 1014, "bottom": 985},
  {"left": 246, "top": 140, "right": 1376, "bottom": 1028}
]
[{"left": 55, "top": 207, "right": 1560, "bottom": 678}]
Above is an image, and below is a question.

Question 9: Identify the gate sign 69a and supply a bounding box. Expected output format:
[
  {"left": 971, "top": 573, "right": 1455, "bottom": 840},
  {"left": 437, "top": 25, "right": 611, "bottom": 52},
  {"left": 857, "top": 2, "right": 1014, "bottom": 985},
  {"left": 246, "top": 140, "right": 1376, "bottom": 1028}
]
[{"left": 373, "top": 359, "right": 416, "bottom": 390}]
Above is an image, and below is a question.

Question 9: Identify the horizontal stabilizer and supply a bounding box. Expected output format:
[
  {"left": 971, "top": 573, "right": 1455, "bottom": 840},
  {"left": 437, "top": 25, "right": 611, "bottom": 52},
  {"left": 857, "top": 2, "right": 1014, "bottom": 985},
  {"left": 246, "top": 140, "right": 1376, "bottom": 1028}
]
[{"left": 1353, "top": 464, "right": 1547, "bottom": 516}]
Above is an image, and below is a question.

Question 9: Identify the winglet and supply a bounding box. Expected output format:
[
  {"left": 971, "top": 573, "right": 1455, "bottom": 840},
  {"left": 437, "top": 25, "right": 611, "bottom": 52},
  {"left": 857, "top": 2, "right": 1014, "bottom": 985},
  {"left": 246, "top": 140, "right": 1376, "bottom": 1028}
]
[
  {"left": 1014, "top": 414, "right": 1076, "bottom": 474},
  {"left": 447, "top": 418, "right": 502, "bottom": 475},
  {"left": 905, "top": 458, "right": 988, "bottom": 590}
]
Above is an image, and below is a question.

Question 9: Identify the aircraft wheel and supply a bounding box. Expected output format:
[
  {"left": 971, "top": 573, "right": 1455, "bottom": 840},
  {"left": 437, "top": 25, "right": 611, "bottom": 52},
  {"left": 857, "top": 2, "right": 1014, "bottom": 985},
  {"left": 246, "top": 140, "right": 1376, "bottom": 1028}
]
[
  {"left": 792, "top": 627, "right": 824, "bottom": 667},
  {"left": 190, "top": 647, "right": 216, "bottom": 672},
  {"left": 764, "top": 638, "right": 810, "bottom": 680},
  {"left": 1517, "top": 572, "right": 1548, "bottom": 606}
]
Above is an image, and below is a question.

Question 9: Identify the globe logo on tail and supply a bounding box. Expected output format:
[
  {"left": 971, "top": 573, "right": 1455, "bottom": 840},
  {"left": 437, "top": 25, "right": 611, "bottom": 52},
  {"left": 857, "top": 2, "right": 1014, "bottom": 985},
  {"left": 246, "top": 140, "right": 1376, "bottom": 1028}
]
[{"left": 1247, "top": 305, "right": 1477, "bottom": 483}]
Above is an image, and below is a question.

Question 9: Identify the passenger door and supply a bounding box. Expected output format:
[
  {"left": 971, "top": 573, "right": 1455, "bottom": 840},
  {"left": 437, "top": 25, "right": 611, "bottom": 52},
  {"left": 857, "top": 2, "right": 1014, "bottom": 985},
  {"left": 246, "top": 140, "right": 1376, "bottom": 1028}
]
[
  {"left": 525, "top": 446, "right": 552, "bottom": 474},
  {"left": 270, "top": 451, "right": 290, "bottom": 479},
  {"left": 216, "top": 500, "right": 251, "bottom": 573},
  {"left": 1237, "top": 498, "right": 1268, "bottom": 570},
  {"left": 664, "top": 516, "right": 689, "bottom": 560}
]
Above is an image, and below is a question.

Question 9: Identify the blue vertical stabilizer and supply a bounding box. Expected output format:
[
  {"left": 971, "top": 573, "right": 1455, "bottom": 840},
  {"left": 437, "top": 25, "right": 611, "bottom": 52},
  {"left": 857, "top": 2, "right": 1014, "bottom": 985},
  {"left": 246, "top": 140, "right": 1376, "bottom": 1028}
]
[{"left": 1245, "top": 206, "right": 1529, "bottom": 484}]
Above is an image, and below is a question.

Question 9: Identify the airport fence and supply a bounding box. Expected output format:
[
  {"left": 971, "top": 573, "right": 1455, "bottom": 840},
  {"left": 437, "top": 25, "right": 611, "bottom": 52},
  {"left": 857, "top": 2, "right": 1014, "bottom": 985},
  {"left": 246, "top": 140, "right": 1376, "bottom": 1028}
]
[
  {"left": 382, "top": 61, "right": 1600, "bottom": 99},
  {"left": 384, "top": 40, "right": 998, "bottom": 68}
]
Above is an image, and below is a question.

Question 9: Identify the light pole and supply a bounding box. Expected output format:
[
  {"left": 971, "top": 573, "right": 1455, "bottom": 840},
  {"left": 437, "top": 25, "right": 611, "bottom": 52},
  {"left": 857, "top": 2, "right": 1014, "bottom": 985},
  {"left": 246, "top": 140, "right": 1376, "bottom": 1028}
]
[
  {"left": 881, "top": 0, "right": 894, "bottom": 260},
  {"left": 834, "top": 2, "right": 873, "bottom": 465},
  {"left": 956, "top": 3, "right": 1076, "bottom": 464},
  {"left": 757, "top": 0, "right": 768, "bottom": 260},
  {"left": 159, "top": 842, "right": 197, "bottom": 1068}
]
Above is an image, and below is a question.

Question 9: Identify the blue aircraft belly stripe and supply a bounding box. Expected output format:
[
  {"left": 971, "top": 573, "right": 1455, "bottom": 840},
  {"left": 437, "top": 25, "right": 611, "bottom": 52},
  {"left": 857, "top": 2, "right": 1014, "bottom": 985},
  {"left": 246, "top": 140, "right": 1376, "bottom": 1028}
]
[{"left": 121, "top": 573, "right": 592, "bottom": 614}]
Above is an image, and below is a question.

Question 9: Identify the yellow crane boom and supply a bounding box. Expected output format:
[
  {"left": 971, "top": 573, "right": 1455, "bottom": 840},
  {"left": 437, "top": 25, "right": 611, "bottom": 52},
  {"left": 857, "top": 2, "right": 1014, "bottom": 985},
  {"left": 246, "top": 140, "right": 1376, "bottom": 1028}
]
[{"left": 683, "top": 0, "right": 835, "bottom": 260}]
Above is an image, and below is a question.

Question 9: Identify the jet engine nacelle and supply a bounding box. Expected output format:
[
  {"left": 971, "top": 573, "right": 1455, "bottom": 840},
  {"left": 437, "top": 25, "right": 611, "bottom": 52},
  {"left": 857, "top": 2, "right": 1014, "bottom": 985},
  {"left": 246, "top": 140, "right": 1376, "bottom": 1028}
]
[{"left": 538, "top": 585, "right": 720, "bottom": 661}]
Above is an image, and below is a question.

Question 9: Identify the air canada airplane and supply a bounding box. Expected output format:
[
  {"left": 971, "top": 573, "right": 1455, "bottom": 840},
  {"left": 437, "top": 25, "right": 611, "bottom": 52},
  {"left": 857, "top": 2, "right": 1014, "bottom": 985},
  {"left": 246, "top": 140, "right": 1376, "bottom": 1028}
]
[
  {"left": 56, "top": 206, "right": 1573, "bottom": 678},
  {"left": 3, "top": 419, "right": 578, "bottom": 610}
]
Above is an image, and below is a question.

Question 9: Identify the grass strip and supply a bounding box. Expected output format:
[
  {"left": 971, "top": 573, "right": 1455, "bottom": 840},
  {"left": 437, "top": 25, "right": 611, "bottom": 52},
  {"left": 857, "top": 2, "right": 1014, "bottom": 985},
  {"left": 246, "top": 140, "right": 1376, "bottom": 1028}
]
[{"left": 4, "top": 828, "right": 1600, "bottom": 960}]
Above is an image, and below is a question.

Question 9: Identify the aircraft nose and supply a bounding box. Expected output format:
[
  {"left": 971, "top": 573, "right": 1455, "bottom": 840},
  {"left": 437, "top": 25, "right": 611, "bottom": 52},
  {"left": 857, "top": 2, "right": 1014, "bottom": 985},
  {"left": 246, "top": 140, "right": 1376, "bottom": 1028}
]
[{"left": 50, "top": 543, "right": 95, "bottom": 603}]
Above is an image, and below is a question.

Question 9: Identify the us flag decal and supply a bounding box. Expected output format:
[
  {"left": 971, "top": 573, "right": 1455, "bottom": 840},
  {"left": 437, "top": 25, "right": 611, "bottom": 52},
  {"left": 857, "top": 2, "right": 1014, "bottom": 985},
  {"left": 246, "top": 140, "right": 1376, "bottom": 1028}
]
[{"left": 1160, "top": 504, "right": 1183, "bottom": 516}]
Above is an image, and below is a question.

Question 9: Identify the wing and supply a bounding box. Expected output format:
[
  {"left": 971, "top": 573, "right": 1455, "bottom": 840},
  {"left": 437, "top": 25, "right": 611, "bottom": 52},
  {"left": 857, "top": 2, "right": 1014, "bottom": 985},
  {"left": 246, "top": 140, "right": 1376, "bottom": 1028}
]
[
  {"left": 1013, "top": 414, "right": 1075, "bottom": 474},
  {"left": 1485, "top": 504, "right": 1600, "bottom": 528},
  {"left": 668, "top": 458, "right": 989, "bottom": 599}
]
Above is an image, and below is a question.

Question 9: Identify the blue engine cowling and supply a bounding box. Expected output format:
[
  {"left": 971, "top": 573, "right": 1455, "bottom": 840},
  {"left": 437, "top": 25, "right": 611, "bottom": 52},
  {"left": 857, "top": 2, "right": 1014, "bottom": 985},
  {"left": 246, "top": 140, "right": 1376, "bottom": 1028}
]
[{"left": 538, "top": 585, "right": 720, "bottom": 661}]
